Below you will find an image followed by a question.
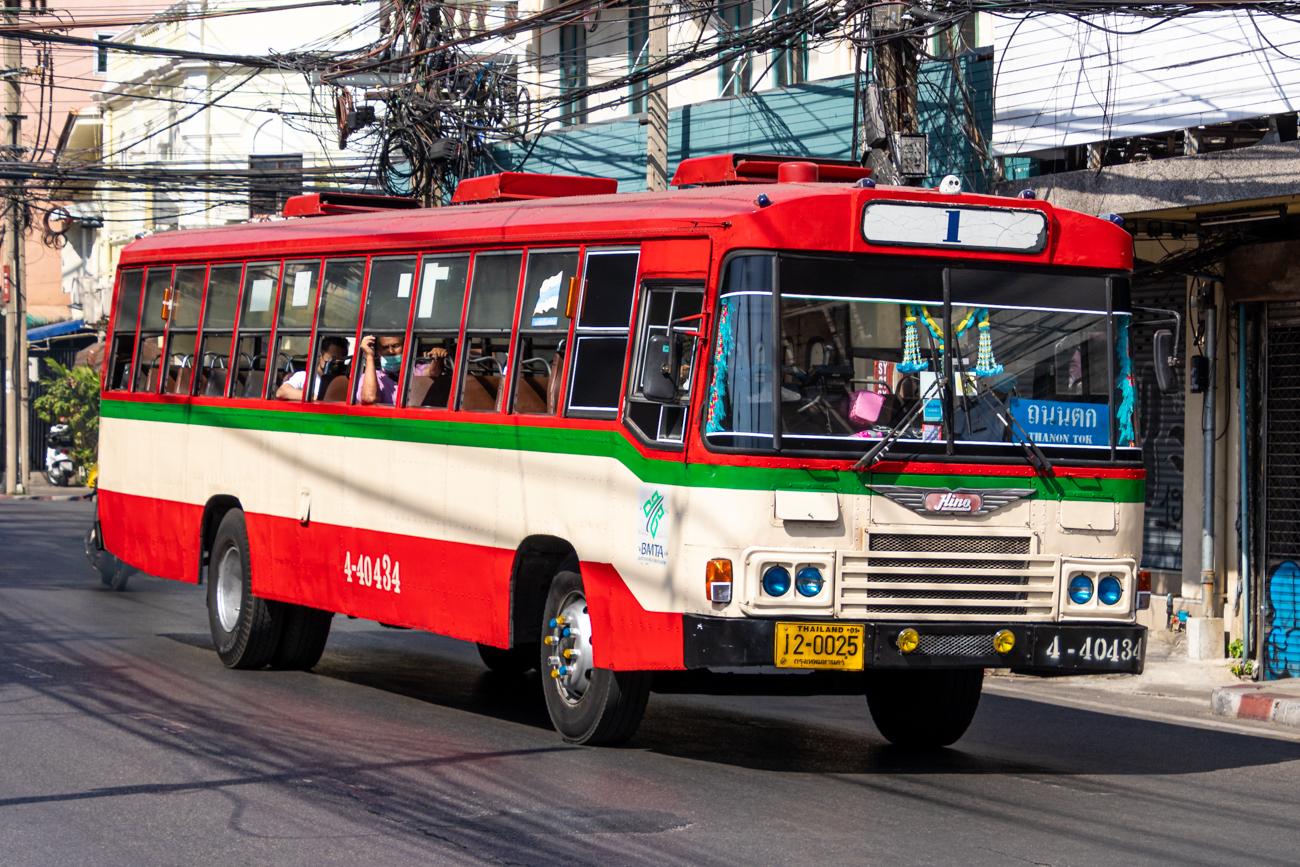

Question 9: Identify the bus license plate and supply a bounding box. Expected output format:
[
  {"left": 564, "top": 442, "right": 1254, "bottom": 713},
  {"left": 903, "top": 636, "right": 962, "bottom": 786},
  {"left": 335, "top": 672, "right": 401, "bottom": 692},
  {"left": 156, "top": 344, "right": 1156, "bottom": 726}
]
[{"left": 775, "top": 622, "right": 866, "bottom": 671}]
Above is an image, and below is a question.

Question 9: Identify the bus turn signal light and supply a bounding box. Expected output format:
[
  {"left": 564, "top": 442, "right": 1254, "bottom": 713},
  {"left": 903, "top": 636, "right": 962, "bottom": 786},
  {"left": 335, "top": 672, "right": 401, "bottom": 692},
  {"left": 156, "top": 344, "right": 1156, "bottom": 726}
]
[
  {"left": 707, "top": 559, "right": 732, "bottom": 603},
  {"left": 1138, "top": 570, "right": 1152, "bottom": 610},
  {"left": 565, "top": 276, "right": 583, "bottom": 319},
  {"left": 994, "top": 630, "right": 1015, "bottom": 654},
  {"left": 896, "top": 629, "right": 919, "bottom": 653}
]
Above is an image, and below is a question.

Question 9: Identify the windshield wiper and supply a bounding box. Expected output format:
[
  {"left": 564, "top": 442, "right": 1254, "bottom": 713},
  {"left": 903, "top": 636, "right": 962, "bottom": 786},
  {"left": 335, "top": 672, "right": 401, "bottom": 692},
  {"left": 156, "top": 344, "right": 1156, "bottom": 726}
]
[
  {"left": 974, "top": 383, "right": 1056, "bottom": 480},
  {"left": 852, "top": 377, "right": 943, "bottom": 471}
]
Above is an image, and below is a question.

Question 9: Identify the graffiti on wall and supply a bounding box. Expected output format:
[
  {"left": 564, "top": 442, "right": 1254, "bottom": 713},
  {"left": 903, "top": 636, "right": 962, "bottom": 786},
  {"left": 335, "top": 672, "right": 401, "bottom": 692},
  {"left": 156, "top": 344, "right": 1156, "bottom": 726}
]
[{"left": 1266, "top": 561, "right": 1300, "bottom": 680}]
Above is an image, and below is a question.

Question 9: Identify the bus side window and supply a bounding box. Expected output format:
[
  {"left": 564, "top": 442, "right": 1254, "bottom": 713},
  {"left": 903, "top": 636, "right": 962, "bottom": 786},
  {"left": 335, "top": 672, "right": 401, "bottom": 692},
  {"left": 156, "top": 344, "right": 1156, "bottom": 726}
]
[
  {"left": 407, "top": 254, "right": 470, "bottom": 410},
  {"left": 229, "top": 261, "right": 282, "bottom": 400},
  {"left": 132, "top": 266, "right": 174, "bottom": 393},
  {"left": 566, "top": 249, "right": 639, "bottom": 419},
  {"left": 311, "top": 258, "right": 366, "bottom": 403},
  {"left": 270, "top": 259, "right": 322, "bottom": 401},
  {"left": 459, "top": 252, "right": 522, "bottom": 412},
  {"left": 195, "top": 264, "right": 244, "bottom": 397},
  {"left": 107, "top": 269, "right": 145, "bottom": 391},
  {"left": 513, "top": 249, "right": 578, "bottom": 415},
  {"left": 161, "top": 266, "right": 206, "bottom": 395},
  {"left": 356, "top": 256, "right": 417, "bottom": 407},
  {"left": 625, "top": 283, "right": 704, "bottom": 445}
]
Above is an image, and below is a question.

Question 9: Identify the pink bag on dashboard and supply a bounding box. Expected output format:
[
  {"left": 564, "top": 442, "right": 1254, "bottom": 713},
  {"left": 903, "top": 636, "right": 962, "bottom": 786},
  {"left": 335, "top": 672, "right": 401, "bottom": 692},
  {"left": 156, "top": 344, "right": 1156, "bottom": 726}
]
[{"left": 849, "top": 389, "right": 885, "bottom": 427}]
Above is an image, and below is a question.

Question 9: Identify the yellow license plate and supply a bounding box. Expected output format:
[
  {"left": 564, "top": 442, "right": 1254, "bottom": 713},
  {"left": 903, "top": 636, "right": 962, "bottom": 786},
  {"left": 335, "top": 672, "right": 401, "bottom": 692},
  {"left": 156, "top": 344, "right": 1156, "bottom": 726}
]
[{"left": 775, "top": 622, "right": 866, "bottom": 671}]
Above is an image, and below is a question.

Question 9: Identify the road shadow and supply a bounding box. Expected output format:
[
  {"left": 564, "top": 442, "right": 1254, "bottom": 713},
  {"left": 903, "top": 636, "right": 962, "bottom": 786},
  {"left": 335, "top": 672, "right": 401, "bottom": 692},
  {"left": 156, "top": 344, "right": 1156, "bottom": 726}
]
[
  {"left": 630, "top": 688, "right": 1300, "bottom": 778},
  {"left": 160, "top": 628, "right": 556, "bottom": 733}
]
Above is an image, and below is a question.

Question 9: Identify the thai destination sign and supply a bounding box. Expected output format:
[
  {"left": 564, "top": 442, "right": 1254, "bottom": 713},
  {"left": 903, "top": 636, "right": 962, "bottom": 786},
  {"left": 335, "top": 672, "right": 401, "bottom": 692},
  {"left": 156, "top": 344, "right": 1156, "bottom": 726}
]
[
  {"left": 861, "top": 202, "right": 1049, "bottom": 253},
  {"left": 1009, "top": 398, "right": 1110, "bottom": 447}
]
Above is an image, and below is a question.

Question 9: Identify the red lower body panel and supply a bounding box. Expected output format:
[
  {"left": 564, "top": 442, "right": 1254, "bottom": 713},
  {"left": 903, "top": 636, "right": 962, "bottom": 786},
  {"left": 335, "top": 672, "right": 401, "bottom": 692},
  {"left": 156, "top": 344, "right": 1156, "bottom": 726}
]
[
  {"left": 99, "top": 489, "right": 202, "bottom": 584},
  {"left": 96, "top": 488, "right": 685, "bottom": 670}
]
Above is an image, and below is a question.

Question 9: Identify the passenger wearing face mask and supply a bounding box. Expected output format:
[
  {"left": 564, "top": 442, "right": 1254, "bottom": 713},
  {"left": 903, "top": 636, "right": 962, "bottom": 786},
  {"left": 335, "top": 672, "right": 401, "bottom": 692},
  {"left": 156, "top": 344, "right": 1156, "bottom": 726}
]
[{"left": 357, "top": 334, "right": 404, "bottom": 406}]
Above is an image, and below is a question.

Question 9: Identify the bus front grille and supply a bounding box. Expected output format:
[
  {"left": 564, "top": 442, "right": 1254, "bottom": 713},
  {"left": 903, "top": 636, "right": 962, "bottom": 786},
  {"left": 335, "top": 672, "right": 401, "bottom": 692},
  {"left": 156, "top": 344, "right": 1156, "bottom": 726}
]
[{"left": 838, "top": 533, "right": 1057, "bottom": 621}]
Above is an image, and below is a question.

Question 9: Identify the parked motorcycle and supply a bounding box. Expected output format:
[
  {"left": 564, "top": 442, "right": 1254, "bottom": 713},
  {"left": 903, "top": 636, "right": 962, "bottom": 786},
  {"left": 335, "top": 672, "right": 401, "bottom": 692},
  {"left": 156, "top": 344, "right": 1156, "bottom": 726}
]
[{"left": 45, "top": 424, "right": 76, "bottom": 487}]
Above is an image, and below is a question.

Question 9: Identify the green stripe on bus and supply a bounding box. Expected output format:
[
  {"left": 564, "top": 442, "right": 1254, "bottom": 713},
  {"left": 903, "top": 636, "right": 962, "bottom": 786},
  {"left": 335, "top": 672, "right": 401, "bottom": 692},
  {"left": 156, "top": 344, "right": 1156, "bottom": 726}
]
[{"left": 101, "top": 398, "right": 1144, "bottom": 502}]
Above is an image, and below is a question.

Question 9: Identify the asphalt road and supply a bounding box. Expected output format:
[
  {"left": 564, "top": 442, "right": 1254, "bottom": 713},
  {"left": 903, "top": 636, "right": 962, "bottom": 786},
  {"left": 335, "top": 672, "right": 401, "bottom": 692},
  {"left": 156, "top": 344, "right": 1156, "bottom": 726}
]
[{"left": 2, "top": 499, "right": 1299, "bottom": 866}]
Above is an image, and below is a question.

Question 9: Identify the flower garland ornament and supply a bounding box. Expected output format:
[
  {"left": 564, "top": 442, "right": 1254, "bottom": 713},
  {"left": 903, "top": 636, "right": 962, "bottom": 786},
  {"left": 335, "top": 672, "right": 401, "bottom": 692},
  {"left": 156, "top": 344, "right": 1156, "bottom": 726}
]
[
  {"left": 973, "top": 309, "right": 1004, "bottom": 377},
  {"left": 899, "top": 306, "right": 928, "bottom": 372}
]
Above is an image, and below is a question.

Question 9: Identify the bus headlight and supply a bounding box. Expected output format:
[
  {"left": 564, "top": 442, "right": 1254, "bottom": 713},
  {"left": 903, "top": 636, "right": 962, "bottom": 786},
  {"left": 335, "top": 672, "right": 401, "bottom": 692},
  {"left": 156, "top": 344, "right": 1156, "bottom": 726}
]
[
  {"left": 1098, "top": 575, "right": 1123, "bottom": 605},
  {"left": 794, "top": 567, "right": 824, "bottom": 597},
  {"left": 762, "top": 566, "right": 791, "bottom": 597},
  {"left": 1068, "top": 574, "right": 1094, "bottom": 604}
]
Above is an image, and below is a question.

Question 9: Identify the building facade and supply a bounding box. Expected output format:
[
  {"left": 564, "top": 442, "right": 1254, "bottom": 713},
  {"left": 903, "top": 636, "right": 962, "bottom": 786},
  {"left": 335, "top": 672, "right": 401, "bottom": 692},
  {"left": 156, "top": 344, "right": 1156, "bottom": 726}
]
[{"left": 55, "top": 0, "right": 375, "bottom": 326}]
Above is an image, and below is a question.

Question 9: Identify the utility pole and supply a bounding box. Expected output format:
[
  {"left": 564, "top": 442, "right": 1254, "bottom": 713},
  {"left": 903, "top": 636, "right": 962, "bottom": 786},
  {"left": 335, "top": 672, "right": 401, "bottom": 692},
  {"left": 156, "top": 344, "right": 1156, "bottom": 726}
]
[
  {"left": 1, "top": 0, "right": 21, "bottom": 494},
  {"left": 862, "top": 5, "right": 922, "bottom": 185},
  {"left": 644, "top": 0, "right": 669, "bottom": 192}
]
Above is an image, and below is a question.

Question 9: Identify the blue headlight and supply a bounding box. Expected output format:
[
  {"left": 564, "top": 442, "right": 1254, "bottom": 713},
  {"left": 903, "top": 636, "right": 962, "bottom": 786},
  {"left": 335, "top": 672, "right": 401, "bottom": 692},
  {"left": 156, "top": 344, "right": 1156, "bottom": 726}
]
[
  {"left": 1068, "top": 574, "right": 1094, "bottom": 604},
  {"left": 1098, "top": 575, "right": 1123, "bottom": 605},
  {"left": 762, "top": 566, "right": 791, "bottom": 597},
  {"left": 795, "top": 567, "right": 824, "bottom": 597}
]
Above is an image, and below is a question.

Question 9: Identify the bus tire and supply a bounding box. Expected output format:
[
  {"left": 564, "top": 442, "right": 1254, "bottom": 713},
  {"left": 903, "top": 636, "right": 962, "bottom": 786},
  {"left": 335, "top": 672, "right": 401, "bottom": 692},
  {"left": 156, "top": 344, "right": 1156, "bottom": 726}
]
[
  {"left": 206, "top": 509, "right": 282, "bottom": 670},
  {"left": 107, "top": 560, "right": 133, "bottom": 592},
  {"left": 477, "top": 642, "right": 537, "bottom": 674},
  {"left": 865, "top": 668, "right": 984, "bottom": 749},
  {"left": 540, "top": 570, "right": 650, "bottom": 746},
  {"left": 269, "top": 605, "right": 333, "bottom": 670}
]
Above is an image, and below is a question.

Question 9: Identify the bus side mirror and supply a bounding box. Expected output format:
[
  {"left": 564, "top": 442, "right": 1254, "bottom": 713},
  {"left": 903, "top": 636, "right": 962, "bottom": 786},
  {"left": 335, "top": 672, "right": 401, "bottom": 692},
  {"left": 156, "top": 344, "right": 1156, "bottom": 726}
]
[
  {"left": 1153, "top": 329, "right": 1179, "bottom": 394},
  {"left": 641, "top": 334, "right": 678, "bottom": 402}
]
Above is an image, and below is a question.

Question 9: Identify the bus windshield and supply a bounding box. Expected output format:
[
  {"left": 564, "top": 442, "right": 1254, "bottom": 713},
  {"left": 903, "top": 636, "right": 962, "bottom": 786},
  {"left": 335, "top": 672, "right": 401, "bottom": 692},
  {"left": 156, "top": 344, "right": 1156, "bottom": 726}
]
[{"left": 703, "top": 253, "right": 1136, "bottom": 459}]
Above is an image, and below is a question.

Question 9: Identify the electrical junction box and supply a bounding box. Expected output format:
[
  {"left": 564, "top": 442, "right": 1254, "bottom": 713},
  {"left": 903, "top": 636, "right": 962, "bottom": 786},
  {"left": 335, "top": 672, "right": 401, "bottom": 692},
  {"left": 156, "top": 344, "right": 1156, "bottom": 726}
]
[{"left": 1189, "top": 355, "right": 1210, "bottom": 393}]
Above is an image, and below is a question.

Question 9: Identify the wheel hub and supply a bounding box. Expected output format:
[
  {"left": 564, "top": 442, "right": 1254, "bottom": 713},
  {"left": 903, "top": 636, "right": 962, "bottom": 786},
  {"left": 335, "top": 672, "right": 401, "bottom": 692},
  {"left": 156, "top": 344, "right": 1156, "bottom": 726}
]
[
  {"left": 547, "top": 593, "right": 593, "bottom": 702},
  {"left": 215, "top": 546, "right": 242, "bottom": 632}
]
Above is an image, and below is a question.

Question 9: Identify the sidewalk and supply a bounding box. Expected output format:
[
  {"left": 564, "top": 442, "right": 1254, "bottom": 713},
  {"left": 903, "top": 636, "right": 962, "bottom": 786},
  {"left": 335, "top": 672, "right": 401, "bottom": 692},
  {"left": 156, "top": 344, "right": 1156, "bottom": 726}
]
[
  {"left": 0, "top": 474, "right": 94, "bottom": 501},
  {"left": 986, "top": 628, "right": 1300, "bottom": 738}
]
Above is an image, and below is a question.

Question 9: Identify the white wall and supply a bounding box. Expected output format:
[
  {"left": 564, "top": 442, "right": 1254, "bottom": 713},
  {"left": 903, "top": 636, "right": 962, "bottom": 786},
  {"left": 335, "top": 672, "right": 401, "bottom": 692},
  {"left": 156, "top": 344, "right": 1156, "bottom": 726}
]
[{"left": 993, "top": 12, "right": 1300, "bottom": 155}]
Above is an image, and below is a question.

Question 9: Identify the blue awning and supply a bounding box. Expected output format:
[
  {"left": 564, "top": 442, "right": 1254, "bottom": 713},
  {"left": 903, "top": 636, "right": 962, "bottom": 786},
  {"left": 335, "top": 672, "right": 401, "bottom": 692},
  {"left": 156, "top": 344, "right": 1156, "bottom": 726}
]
[{"left": 27, "top": 319, "right": 88, "bottom": 341}]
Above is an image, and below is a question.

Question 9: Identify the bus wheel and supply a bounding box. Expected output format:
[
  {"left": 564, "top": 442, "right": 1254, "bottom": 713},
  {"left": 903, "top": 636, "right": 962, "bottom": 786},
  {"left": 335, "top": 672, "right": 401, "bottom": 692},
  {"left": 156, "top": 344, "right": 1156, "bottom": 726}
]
[
  {"left": 269, "top": 605, "right": 333, "bottom": 670},
  {"left": 206, "top": 510, "right": 282, "bottom": 670},
  {"left": 106, "top": 560, "right": 133, "bottom": 592},
  {"left": 540, "top": 571, "right": 650, "bottom": 746},
  {"left": 865, "top": 668, "right": 984, "bottom": 749},
  {"left": 477, "top": 642, "right": 537, "bottom": 674}
]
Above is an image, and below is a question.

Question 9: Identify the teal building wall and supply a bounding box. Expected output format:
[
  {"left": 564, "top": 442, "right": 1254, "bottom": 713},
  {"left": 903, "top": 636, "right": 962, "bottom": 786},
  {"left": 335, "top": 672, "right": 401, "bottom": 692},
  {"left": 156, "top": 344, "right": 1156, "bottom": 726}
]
[{"left": 492, "top": 56, "right": 993, "bottom": 193}]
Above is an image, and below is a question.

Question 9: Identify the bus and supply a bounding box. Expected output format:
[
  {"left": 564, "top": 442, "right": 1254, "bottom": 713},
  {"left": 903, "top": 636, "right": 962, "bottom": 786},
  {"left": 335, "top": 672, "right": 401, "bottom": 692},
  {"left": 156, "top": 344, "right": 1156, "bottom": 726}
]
[{"left": 95, "top": 154, "right": 1146, "bottom": 749}]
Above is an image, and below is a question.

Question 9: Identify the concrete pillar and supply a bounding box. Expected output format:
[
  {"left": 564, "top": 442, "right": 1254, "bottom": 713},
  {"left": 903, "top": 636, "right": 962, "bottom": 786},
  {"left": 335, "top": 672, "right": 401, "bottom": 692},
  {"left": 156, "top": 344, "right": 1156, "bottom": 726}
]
[{"left": 1188, "top": 616, "right": 1225, "bottom": 659}]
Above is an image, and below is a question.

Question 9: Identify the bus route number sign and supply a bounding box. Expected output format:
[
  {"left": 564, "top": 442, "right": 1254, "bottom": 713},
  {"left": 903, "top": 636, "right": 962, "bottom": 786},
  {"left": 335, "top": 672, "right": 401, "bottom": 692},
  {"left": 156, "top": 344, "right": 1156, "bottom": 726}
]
[
  {"left": 775, "top": 622, "right": 866, "bottom": 671},
  {"left": 861, "top": 201, "right": 1049, "bottom": 253}
]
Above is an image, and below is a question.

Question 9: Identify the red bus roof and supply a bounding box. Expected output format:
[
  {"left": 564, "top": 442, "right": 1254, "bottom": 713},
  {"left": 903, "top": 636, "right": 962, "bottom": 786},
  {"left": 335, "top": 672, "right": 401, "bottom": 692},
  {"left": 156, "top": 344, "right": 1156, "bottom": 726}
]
[{"left": 119, "top": 181, "right": 1133, "bottom": 272}]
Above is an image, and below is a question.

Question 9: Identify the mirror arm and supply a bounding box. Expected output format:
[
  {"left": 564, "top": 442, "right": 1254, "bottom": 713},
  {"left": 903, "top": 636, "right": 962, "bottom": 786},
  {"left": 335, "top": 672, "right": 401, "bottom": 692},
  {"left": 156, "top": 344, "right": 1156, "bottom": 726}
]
[
  {"left": 1133, "top": 306, "right": 1182, "bottom": 367},
  {"left": 670, "top": 312, "right": 708, "bottom": 340}
]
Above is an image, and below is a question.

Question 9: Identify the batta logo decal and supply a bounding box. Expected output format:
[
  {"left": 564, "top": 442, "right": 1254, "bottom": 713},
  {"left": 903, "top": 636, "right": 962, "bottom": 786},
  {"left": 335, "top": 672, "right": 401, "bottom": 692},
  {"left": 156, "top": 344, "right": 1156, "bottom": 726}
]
[
  {"left": 872, "top": 485, "right": 1035, "bottom": 517},
  {"left": 636, "top": 484, "right": 669, "bottom": 566}
]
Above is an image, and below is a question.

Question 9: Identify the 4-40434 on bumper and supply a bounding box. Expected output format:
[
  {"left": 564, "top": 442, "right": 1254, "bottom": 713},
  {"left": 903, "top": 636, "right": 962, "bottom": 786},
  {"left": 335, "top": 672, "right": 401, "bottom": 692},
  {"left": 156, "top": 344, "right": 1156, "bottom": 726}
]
[{"left": 683, "top": 615, "right": 1146, "bottom": 676}]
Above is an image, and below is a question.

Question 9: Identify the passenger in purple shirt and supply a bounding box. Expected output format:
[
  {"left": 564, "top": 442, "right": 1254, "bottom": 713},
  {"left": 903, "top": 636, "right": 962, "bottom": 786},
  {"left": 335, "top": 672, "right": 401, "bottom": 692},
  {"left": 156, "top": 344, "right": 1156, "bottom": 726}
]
[
  {"left": 357, "top": 335, "right": 449, "bottom": 406},
  {"left": 357, "top": 334, "right": 403, "bottom": 405}
]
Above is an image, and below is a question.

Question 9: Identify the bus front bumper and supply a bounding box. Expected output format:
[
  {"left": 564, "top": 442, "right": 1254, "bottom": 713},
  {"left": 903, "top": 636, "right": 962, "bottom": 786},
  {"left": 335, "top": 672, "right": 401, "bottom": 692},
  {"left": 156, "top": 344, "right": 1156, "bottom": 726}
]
[{"left": 682, "top": 615, "right": 1146, "bottom": 676}]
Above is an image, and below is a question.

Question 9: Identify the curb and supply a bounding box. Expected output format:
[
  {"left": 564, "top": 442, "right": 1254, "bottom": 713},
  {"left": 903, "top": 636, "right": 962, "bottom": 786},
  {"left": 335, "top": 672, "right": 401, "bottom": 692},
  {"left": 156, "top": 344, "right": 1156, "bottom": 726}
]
[
  {"left": 1211, "top": 684, "right": 1300, "bottom": 729},
  {"left": 0, "top": 492, "right": 93, "bottom": 502}
]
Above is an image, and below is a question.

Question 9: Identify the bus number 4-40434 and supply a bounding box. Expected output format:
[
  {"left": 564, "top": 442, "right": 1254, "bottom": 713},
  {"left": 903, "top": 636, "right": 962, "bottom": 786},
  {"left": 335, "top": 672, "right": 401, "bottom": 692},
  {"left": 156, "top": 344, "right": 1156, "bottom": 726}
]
[
  {"left": 1043, "top": 635, "right": 1137, "bottom": 663},
  {"left": 344, "top": 552, "right": 402, "bottom": 594}
]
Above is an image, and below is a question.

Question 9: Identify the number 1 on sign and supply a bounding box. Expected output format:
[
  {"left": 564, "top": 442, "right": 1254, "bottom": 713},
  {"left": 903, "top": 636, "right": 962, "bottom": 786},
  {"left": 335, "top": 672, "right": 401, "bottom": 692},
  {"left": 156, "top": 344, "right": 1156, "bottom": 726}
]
[{"left": 944, "top": 209, "right": 962, "bottom": 243}]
